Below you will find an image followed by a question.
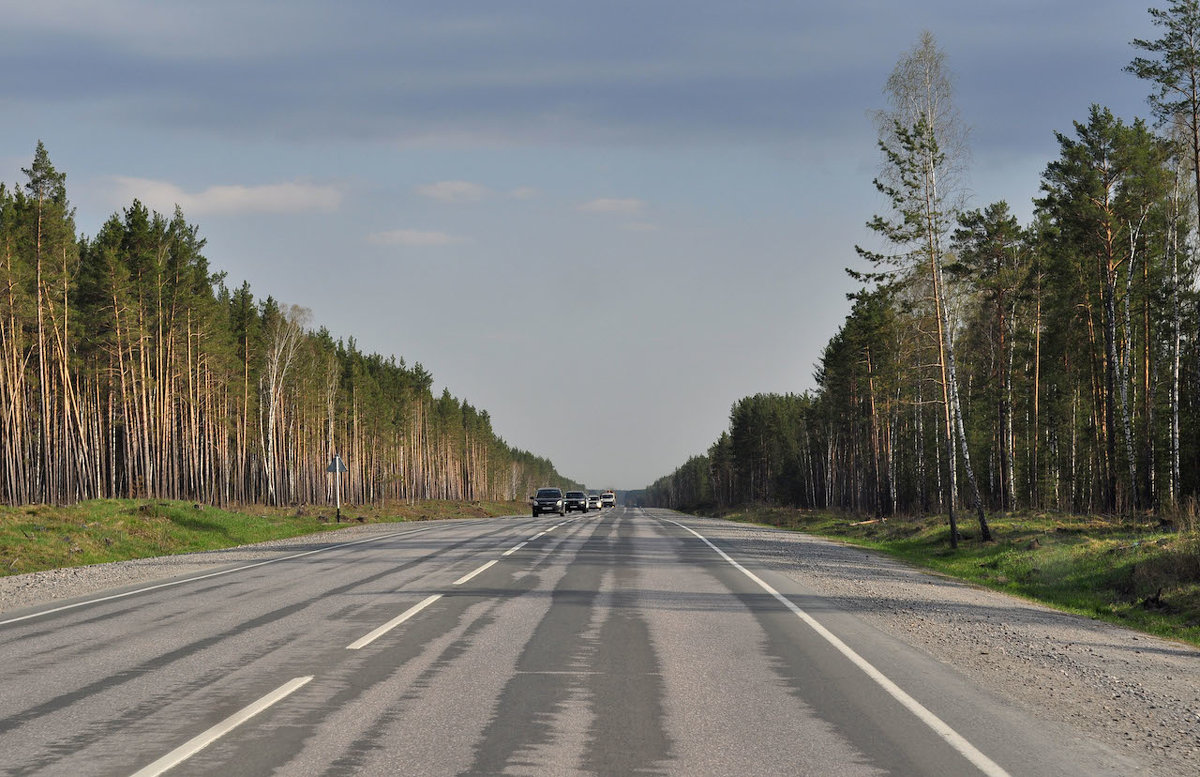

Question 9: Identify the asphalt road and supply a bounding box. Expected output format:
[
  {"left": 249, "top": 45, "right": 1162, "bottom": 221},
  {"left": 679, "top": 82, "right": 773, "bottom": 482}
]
[{"left": 0, "top": 507, "right": 1137, "bottom": 776}]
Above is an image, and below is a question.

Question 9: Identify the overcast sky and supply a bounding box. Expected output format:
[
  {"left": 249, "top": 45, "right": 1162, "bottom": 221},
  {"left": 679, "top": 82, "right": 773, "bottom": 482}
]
[{"left": 0, "top": 1, "right": 1155, "bottom": 490}]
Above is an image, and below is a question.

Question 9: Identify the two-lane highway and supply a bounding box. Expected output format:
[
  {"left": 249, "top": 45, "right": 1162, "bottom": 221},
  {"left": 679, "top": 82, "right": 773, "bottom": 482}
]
[{"left": 0, "top": 508, "right": 1140, "bottom": 775}]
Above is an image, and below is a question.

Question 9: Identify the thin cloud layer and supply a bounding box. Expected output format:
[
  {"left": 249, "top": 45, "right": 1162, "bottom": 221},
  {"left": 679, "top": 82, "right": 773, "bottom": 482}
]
[
  {"left": 579, "top": 197, "right": 645, "bottom": 214},
  {"left": 367, "top": 229, "right": 467, "bottom": 247},
  {"left": 109, "top": 177, "right": 342, "bottom": 216},
  {"left": 416, "top": 180, "right": 489, "bottom": 203}
]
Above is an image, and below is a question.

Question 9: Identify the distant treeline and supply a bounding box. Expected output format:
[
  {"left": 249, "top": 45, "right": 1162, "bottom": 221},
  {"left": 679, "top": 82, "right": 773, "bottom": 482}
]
[
  {"left": 646, "top": 20, "right": 1200, "bottom": 523},
  {"left": 0, "top": 143, "right": 577, "bottom": 507}
]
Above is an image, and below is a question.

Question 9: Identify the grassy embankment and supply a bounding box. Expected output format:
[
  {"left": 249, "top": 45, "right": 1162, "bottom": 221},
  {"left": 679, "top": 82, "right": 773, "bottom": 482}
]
[
  {"left": 0, "top": 498, "right": 525, "bottom": 578},
  {"left": 714, "top": 505, "right": 1200, "bottom": 647}
]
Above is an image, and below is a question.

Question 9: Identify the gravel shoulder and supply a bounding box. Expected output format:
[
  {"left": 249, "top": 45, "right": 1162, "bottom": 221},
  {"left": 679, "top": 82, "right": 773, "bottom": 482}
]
[
  {"left": 4, "top": 515, "right": 1199, "bottom": 776},
  {"left": 685, "top": 516, "right": 1200, "bottom": 777},
  {"left": 0, "top": 522, "right": 407, "bottom": 616}
]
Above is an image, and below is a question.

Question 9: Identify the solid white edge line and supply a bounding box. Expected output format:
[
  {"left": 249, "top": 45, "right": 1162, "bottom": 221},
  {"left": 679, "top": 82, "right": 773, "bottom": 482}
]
[
  {"left": 128, "top": 675, "right": 313, "bottom": 777},
  {"left": 1, "top": 526, "right": 437, "bottom": 627},
  {"left": 501, "top": 542, "right": 528, "bottom": 557},
  {"left": 663, "top": 518, "right": 1012, "bottom": 777},
  {"left": 453, "top": 559, "right": 498, "bottom": 586},
  {"left": 346, "top": 594, "right": 443, "bottom": 650}
]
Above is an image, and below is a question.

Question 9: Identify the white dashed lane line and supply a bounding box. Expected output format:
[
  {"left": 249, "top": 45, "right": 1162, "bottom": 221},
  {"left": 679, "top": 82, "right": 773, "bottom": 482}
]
[
  {"left": 345, "top": 516, "right": 581, "bottom": 649},
  {"left": 128, "top": 676, "right": 313, "bottom": 777},
  {"left": 453, "top": 560, "right": 499, "bottom": 586},
  {"left": 346, "top": 594, "right": 444, "bottom": 650},
  {"left": 132, "top": 518, "right": 574, "bottom": 775}
]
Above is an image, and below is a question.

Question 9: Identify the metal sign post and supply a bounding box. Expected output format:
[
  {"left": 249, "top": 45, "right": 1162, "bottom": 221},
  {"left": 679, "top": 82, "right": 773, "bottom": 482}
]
[{"left": 327, "top": 455, "right": 349, "bottom": 522}]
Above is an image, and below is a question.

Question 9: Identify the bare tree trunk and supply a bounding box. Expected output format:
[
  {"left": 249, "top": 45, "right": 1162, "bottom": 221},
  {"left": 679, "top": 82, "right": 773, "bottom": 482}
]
[
  {"left": 324, "top": 354, "right": 338, "bottom": 505},
  {"left": 260, "top": 305, "right": 308, "bottom": 505},
  {"left": 931, "top": 278, "right": 959, "bottom": 546},
  {"left": 935, "top": 254, "right": 991, "bottom": 540},
  {"left": 1032, "top": 274, "right": 1043, "bottom": 508},
  {"left": 866, "top": 348, "right": 883, "bottom": 515},
  {"left": 1119, "top": 235, "right": 1139, "bottom": 509},
  {"left": 1005, "top": 305, "right": 1017, "bottom": 511},
  {"left": 34, "top": 203, "right": 50, "bottom": 503},
  {"left": 916, "top": 372, "right": 926, "bottom": 513},
  {"left": 1170, "top": 224, "right": 1183, "bottom": 507}
]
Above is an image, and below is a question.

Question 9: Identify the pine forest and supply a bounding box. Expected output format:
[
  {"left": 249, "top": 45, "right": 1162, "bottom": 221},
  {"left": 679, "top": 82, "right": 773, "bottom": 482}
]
[
  {"left": 646, "top": 14, "right": 1200, "bottom": 531},
  {"left": 0, "top": 143, "right": 575, "bottom": 509}
]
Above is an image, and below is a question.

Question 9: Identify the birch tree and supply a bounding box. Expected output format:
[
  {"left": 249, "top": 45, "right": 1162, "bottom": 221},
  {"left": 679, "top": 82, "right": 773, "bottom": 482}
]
[
  {"left": 259, "top": 301, "right": 308, "bottom": 505},
  {"left": 855, "top": 31, "right": 991, "bottom": 545}
]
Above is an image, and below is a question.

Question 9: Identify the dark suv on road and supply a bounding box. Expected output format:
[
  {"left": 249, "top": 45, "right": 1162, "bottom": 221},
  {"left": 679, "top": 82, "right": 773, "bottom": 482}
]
[
  {"left": 564, "top": 491, "right": 589, "bottom": 513},
  {"left": 532, "top": 488, "right": 565, "bottom": 517}
]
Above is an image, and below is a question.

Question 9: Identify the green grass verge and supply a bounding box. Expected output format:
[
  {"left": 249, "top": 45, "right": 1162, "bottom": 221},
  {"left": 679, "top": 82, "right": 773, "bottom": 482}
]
[
  {"left": 712, "top": 505, "right": 1200, "bottom": 648},
  {"left": 0, "top": 498, "right": 526, "bottom": 578}
]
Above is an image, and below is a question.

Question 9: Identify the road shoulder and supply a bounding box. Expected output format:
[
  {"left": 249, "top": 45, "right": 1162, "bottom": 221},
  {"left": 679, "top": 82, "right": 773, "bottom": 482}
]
[{"left": 669, "top": 514, "right": 1200, "bottom": 777}]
